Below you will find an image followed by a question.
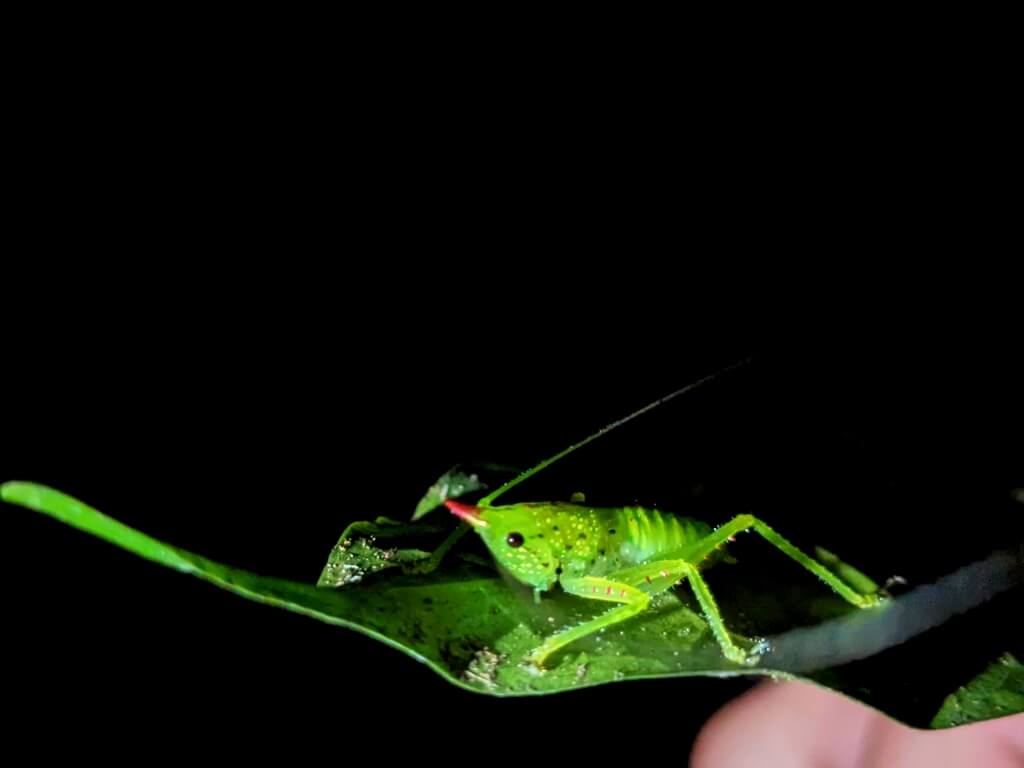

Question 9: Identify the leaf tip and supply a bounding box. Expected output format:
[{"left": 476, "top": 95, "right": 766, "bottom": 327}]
[
  {"left": 1, "top": 480, "right": 27, "bottom": 502},
  {"left": 1, "top": 481, "right": 50, "bottom": 511}
]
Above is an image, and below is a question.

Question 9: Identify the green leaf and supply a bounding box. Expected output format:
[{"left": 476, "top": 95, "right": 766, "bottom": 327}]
[
  {"left": 3, "top": 479, "right": 1021, "bottom": 728},
  {"left": 411, "top": 467, "right": 487, "bottom": 521},
  {"left": 931, "top": 654, "right": 1024, "bottom": 728},
  {"left": 318, "top": 517, "right": 438, "bottom": 587}
]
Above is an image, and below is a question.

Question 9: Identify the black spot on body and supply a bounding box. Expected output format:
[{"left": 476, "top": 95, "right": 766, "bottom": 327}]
[
  {"left": 608, "top": 529, "right": 617, "bottom": 535},
  {"left": 578, "top": 533, "right": 587, "bottom": 539}
]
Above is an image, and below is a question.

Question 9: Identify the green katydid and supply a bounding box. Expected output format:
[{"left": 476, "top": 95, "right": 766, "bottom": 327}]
[{"left": 433, "top": 359, "right": 887, "bottom": 669}]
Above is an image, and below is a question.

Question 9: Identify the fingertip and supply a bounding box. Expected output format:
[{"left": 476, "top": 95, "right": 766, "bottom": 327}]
[
  {"left": 693, "top": 680, "right": 1024, "bottom": 768},
  {"left": 691, "top": 679, "right": 873, "bottom": 768}
]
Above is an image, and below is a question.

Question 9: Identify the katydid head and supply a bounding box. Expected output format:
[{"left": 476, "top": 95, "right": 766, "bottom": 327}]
[{"left": 445, "top": 500, "right": 558, "bottom": 591}]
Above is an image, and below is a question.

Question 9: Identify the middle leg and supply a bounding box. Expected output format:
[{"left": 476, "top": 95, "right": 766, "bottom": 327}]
[{"left": 529, "top": 559, "right": 753, "bottom": 668}]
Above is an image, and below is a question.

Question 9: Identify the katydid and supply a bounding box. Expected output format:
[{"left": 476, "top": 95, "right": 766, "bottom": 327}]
[{"left": 439, "top": 360, "right": 886, "bottom": 668}]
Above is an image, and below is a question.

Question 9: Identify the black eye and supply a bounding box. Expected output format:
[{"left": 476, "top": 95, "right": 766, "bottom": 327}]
[{"left": 506, "top": 532, "right": 524, "bottom": 548}]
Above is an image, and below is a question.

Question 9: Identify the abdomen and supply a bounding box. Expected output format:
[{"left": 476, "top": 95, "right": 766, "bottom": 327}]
[{"left": 609, "top": 506, "right": 711, "bottom": 565}]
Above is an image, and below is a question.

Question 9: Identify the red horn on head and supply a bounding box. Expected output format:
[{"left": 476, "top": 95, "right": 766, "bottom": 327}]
[{"left": 444, "top": 500, "right": 487, "bottom": 527}]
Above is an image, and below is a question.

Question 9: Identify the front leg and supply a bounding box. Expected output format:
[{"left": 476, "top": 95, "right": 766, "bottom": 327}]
[
  {"left": 320, "top": 520, "right": 468, "bottom": 587},
  {"left": 404, "top": 523, "right": 470, "bottom": 574}
]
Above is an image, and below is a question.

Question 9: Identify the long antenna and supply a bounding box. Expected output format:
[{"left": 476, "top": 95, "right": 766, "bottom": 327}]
[{"left": 478, "top": 356, "right": 755, "bottom": 507}]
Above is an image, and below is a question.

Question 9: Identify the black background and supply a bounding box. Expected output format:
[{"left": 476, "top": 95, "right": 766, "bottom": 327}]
[{"left": 4, "top": 32, "right": 1022, "bottom": 760}]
